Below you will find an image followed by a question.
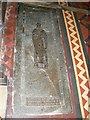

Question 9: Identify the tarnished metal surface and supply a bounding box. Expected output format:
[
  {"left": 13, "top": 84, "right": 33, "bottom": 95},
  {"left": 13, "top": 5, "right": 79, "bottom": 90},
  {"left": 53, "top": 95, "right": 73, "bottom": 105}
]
[
  {"left": 13, "top": 3, "right": 72, "bottom": 116},
  {"left": 32, "top": 23, "right": 48, "bottom": 68}
]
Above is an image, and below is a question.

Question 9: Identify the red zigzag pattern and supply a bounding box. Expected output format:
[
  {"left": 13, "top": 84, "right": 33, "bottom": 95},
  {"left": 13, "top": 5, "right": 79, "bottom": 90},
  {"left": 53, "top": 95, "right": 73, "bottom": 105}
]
[{"left": 62, "top": 10, "right": 90, "bottom": 118}]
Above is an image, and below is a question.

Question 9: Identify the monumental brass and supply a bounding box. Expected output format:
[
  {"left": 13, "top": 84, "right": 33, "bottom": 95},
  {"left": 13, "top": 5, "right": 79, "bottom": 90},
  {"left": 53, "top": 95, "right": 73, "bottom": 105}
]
[{"left": 13, "top": 3, "right": 72, "bottom": 116}]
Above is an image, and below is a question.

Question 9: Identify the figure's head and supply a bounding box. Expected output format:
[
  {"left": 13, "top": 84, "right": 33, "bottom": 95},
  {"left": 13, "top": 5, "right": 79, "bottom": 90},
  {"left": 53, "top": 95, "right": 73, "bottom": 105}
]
[{"left": 36, "top": 23, "right": 41, "bottom": 28}]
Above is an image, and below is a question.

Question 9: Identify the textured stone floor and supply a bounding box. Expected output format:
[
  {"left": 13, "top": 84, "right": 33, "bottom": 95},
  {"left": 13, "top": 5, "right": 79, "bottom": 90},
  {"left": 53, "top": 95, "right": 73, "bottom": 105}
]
[
  {"left": 0, "top": 86, "right": 7, "bottom": 118},
  {"left": 12, "top": 4, "right": 72, "bottom": 116},
  {"left": 0, "top": 2, "right": 89, "bottom": 118},
  {"left": 0, "top": 2, "right": 7, "bottom": 118}
]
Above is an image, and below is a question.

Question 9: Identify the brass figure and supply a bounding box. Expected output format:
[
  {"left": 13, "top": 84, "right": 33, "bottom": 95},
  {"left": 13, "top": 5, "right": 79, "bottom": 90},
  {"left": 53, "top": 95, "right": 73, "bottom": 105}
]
[{"left": 32, "top": 23, "right": 48, "bottom": 68}]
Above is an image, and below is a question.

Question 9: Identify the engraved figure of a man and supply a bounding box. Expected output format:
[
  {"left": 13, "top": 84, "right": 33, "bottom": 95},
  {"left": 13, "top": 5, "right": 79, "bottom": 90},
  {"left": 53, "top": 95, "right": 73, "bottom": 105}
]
[{"left": 32, "top": 23, "right": 48, "bottom": 68}]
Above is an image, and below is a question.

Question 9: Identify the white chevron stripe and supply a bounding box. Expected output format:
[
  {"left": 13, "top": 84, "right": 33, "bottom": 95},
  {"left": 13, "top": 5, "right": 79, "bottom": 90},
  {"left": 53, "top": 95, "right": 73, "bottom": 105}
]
[
  {"left": 75, "top": 53, "right": 82, "bottom": 62},
  {"left": 80, "top": 78, "right": 88, "bottom": 99},
  {"left": 65, "top": 11, "right": 71, "bottom": 17},
  {"left": 66, "top": 12, "right": 87, "bottom": 94},
  {"left": 69, "top": 16, "right": 89, "bottom": 113},
  {"left": 72, "top": 12, "right": 90, "bottom": 117},
  {"left": 76, "top": 55, "right": 89, "bottom": 113},
  {"left": 84, "top": 100, "right": 90, "bottom": 113},
  {"left": 72, "top": 39, "right": 79, "bottom": 48},
  {"left": 71, "top": 12, "right": 90, "bottom": 116},
  {"left": 67, "top": 20, "right": 74, "bottom": 28},
  {"left": 69, "top": 27, "right": 76, "bottom": 35},
  {"left": 66, "top": 17, "right": 78, "bottom": 41},
  {"left": 71, "top": 35, "right": 89, "bottom": 110},
  {"left": 72, "top": 40, "right": 80, "bottom": 55},
  {"left": 63, "top": 10, "right": 90, "bottom": 118},
  {"left": 66, "top": 16, "right": 73, "bottom": 22}
]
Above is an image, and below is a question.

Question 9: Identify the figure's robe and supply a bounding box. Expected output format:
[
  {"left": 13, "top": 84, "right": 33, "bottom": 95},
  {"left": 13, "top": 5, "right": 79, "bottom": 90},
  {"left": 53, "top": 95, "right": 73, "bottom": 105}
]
[{"left": 32, "top": 27, "right": 48, "bottom": 67}]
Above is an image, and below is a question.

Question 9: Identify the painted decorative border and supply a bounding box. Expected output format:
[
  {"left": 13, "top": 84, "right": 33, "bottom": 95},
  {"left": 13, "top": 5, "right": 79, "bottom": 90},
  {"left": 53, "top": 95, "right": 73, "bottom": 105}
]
[
  {"left": 1, "top": 2, "right": 17, "bottom": 118},
  {"left": 2, "top": 2, "right": 16, "bottom": 78},
  {"left": 62, "top": 9, "right": 90, "bottom": 118}
]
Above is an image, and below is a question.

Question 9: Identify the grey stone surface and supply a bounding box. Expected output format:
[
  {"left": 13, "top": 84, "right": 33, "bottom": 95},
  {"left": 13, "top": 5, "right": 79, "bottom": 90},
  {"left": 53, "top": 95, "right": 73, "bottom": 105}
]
[{"left": 12, "top": 3, "right": 72, "bottom": 116}]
